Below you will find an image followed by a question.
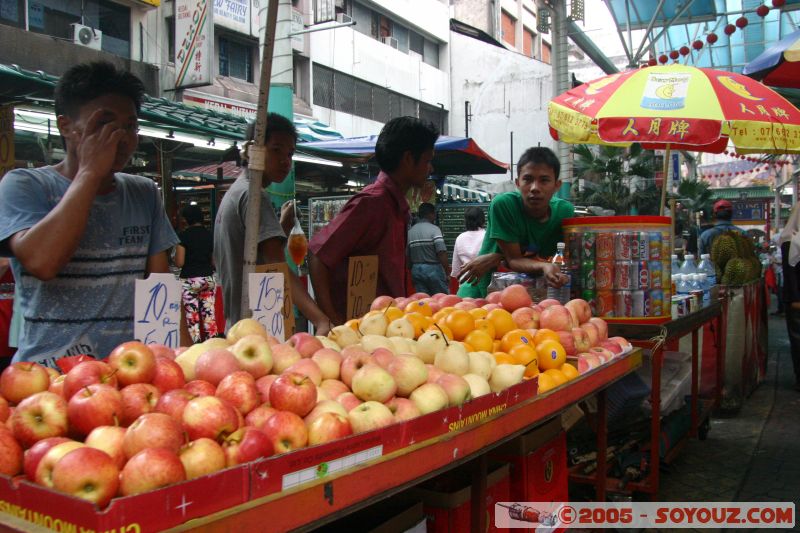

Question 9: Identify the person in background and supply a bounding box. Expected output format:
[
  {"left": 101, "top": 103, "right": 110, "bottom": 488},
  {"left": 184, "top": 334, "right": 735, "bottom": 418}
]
[
  {"left": 780, "top": 205, "right": 800, "bottom": 391},
  {"left": 175, "top": 205, "right": 217, "bottom": 343},
  {"left": 309, "top": 117, "right": 439, "bottom": 325},
  {"left": 699, "top": 200, "right": 744, "bottom": 254},
  {"left": 451, "top": 207, "right": 486, "bottom": 290},
  {"left": 456, "top": 147, "right": 574, "bottom": 298},
  {"left": 407, "top": 203, "right": 449, "bottom": 296},
  {"left": 0, "top": 61, "right": 178, "bottom": 366},
  {"left": 213, "top": 114, "right": 330, "bottom": 335}
]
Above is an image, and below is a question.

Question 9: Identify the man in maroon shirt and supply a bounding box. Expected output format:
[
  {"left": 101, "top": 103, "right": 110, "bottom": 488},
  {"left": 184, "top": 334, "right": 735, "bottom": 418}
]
[{"left": 309, "top": 117, "right": 439, "bottom": 325}]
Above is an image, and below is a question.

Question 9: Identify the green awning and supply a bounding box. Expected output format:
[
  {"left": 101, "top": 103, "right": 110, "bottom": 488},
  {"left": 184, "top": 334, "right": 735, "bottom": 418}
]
[{"left": 711, "top": 186, "right": 775, "bottom": 200}]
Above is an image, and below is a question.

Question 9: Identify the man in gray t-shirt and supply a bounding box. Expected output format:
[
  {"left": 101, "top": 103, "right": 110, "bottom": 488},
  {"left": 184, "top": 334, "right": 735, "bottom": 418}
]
[
  {"left": 213, "top": 113, "right": 330, "bottom": 334},
  {"left": 407, "top": 203, "right": 450, "bottom": 295}
]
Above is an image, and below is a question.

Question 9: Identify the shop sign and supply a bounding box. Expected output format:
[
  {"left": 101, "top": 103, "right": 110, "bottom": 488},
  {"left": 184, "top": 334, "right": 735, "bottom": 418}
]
[
  {"left": 134, "top": 274, "right": 182, "bottom": 348},
  {"left": 292, "top": 9, "right": 304, "bottom": 49},
  {"left": 213, "top": 0, "right": 250, "bottom": 35},
  {"left": 137, "top": 0, "right": 161, "bottom": 6},
  {"left": 0, "top": 106, "right": 14, "bottom": 179},
  {"left": 183, "top": 90, "right": 257, "bottom": 120},
  {"left": 732, "top": 200, "right": 766, "bottom": 222},
  {"left": 249, "top": 271, "right": 286, "bottom": 341},
  {"left": 175, "top": 0, "right": 214, "bottom": 89}
]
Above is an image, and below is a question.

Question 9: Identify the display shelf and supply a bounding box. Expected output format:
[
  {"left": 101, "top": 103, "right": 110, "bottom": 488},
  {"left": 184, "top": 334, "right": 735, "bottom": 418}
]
[
  {"left": 307, "top": 195, "right": 351, "bottom": 240},
  {"left": 435, "top": 203, "right": 489, "bottom": 263},
  {"left": 170, "top": 350, "right": 642, "bottom": 532}
]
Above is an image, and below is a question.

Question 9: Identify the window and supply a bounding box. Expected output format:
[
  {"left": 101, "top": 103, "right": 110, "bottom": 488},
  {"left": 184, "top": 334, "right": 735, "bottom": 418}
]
[
  {"left": 92, "top": 0, "right": 131, "bottom": 58},
  {"left": 501, "top": 10, "right": 516, "bottom": 47},
  {"left": 542, "top": 41, "right": 551, "bottom": 64},
  {"left": 409, "top": 31, "right": 424, "bottom": 56},
  {"left": 27, "top": 0, "right": 130, "bottom": 57},
  {"left": 313, "top": 64, "right": 334, "bottom": 109},
  {"left": 423, "top": 39, "right": 439, "bottom": 68},
  {"left": 523, "top": 27, "right": 534, "bottom": 58},
  {"left": 371, "top": 12, "right": 391, "bottom": 39},
  {"left": 219, "top": 36, "right": 254, "bottom": 82},
  {"left": 166, "top": 16, "right": 175, "bottom": 63},
  {"left": 0, "top": 0, "right": 25, "bottom": 29}
]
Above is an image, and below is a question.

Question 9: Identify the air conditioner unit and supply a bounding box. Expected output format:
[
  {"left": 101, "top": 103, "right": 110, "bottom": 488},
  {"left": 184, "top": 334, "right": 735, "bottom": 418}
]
[
  {"left": 71, "top": 23, "right": 102, "bottom": 50},
  {"left": 336, "top": 13, "right": 353, "bottom": 24},
  {"left": 382, "top": 36, "right": 398, "bottom": 49}
]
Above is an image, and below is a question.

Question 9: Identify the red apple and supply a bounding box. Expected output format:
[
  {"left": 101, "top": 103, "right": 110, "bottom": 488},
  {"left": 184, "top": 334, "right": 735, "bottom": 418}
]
[
  {"left": 599, "top": 341, "right": 623, "bottom": 356},
  {"left": 454, "top": 301, "right": 477, "bottom": 311},
  {"left": 439, "top": 294, "right": 462, "bottom": 307},
  {"left": 84, "top": 426, "right": 127, "bottom": 469},
  {"left": 45, "top": 367, "right": 60, "bottom": 383},
  {"left": 11, "top": 391, "right": 68, "bottom": 448},
  {"left": 580, "top": 322, "right": 600, "bottom": 347},
  {"left": 255, "top": 375, "right": 278, "bottom": 404},
  {"left": 122, "top": 412, "right": 184, "bottom": 459},
  {"left": 371, "top": 348, "right": 395, "bottom": 370},
  {"left": 557, "top": 331, "right": 578, "bottom": 356},
  {"left": 67, "top": 383, "right": 123, "bottom": 436},
  {"left": 589, "top": 346, "right": 616, "bottom": 362},
  {"left": 369, "top": 295, "right": 395, "bottom": 311},
  {"left": 387, "top": 355, "right": 428, "bottom": 397},
  {"left": 155, "top": 389, "right": 197, "bottom": 422},
  {"left": 565, "top": 299, "right": 592, "bottom": 325},
  {"left": 108, "top": 341, "right": 157, "bottom": 386},
  {"left": 311, "top": 349, "right": 343, "bottom": 381},
  {"left": 230, "top": 335, "right": 273, "bottom": 378},
  {"left": 269, "top": 372, "right": 317, "bottom": 417},
  {"left": 182, "top": 396, "right": 239, "bottom": 441},
  {"left": 63, "top": 361, "right": 118, "bottom": 401},
  {"left": 540, "top": 305, "right": 575, "bottom": 331},
  {"left": 319, "top": 379, "right": 349, "bottom": 401},
  {"left": 481, "top": 303, "right": 501, "bottom": 312},
  {"left": 271, "top": 344, "right": 302, "bottom": 374},
  {"left": 307, "top": 412, "right": 352, "bottom": 446},
  {"left": 48, "top": 375, "right": 67, "bottom": 398},
  {"left": 119, "top": 448, "right": 186, "bottom": 496},
  {"left": 194, "top": 349, "right": 241, "bottom": 386},
  {"left": 608, "top": 336, "right": 632, "bottom": 352},
  {"left": 347, "top": 401, "right": 395, "bottom": 434},
  {"left": 577, "top": 353, "right": 601, "bottom": 373},
  {"left": 35, "top": 440, "right": 85, "bottom": 487},
  {"left": 216, "top": 371, "right": 259, "bottom": 415},
  {"left": 52, "top": 447, "right": 119, "bottom": 508},
  {"left": 262, "top": 411, "right": 308, "bottom": 454},
  {"left": 285, "top": 359, "right": 323, "bottom": 386},
  {"left": 151, "top": 357, "right": 186, "bottom": 393},
  {"left": 244, "top": 404, "right": 278, "bottom": 429},
  {"left": 0, "top": 396, "right": 9, "bottom": 423},
  {"left": 340, "top": 353, "right": 376, "bottom": 389},
  {"left": 511, "top": 306, "right": 540, "bottom": 329},
  {"left": 0, "top": 362, "right": 50, "bottom": 404},
  {"left": 23, "top": 436, "right": 70, "bottom": 480},
  {"left": 425, "top": 364, "right": 445, "bottom": 384},
  {"left": 500, "top": 284, "right": 533, "bottom": 311},
  {"left": 589, "top": 317, "right": 609, "bottom": 340},
  {"left": 435, "top": 373, "right": 472, "bottom": 407},
  {"left": 336, "top": 392, "right": 362, "bottom": 412},
  {"left": 304, "top": 400, "right": 348, "bottom": 425},
  {"left": 537, "top": 298, "right": 562, "bottom": 309},
  {"left": 0, "top": 426, "right": 23, "bottom": 476},
  {"left": 185, "top": 379, "right": 216, "bottom": 397},
  {"left": 179, "top": 438, "right": 227, "bottom": 479},
  {"left": 148, "top": 344, "right": 177, "bottom": 360},
  {"left": 120, "top": 383, "right": 160, "bottom": 426},
  {"left": 385, "top": 397, "right": 421, "bottom": 422},
  {"left": 288, "top": 333, "right": 324, "bottom": 358},
  {"left": 222, "top": 426, "right": 273, "bottom": 466},
  {"left": 571, "top": 327, "right": 592, "bottom": 354}
]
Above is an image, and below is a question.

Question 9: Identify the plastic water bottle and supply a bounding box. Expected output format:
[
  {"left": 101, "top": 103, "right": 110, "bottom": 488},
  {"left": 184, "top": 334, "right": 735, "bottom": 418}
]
[
  {"left": 679, "top": 254, "right": 697, "bottom": 276},
  {"left": 670, "top": 254, "right": 681, "bottom": 276},
  {"left": 676, "top": 274, "right": 690, "bottom": 295},
  {"left": 547, "top": 242, "right": 571, "bottom": 304},
  {"left": 697, "top": 254, "right": 717, "bottom": 287},
  {"left": 697, "top": 273, "right": 711, "bottom": 305}
]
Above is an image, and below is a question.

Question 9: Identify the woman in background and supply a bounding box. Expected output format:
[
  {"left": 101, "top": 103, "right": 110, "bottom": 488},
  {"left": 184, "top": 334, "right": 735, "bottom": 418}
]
[
  {"left": 175, "top": 205, "right": 218, "bottom": 343},
  {"left": 451, "top": 207, "right": 486, "bottom": 286}
]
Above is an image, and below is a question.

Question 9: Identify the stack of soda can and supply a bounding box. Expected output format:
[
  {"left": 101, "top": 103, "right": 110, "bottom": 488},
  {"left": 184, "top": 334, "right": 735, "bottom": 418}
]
[{"left": 566, "top": 228, "right": 672, "bottom": 318}]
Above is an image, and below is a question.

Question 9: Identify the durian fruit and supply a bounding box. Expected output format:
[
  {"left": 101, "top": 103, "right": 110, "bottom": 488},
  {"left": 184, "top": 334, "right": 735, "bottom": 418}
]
[
  {"left": 722, "top": 258, "right": 748, "bottom": 286},
  {"left": 711, "top": 233, "right": 738, "bottom": 272},
  {"left": 745, "top": 256, "right": 761, "bottom": 281}
]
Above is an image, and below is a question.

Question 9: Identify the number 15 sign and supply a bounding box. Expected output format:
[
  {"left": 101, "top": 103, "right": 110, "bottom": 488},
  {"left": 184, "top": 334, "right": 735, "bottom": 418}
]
[{"left": 249, "top": 272, "right": 286, "bottom": 341}]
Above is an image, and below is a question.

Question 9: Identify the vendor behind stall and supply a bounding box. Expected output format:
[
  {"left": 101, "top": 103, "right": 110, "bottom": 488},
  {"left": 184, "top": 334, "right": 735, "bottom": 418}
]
[
  {"left": 456, "top": 147, "right": 574, "bottom": 298},
  {"left": 0, "top": 61, "right": 178, "bottom": 366}
]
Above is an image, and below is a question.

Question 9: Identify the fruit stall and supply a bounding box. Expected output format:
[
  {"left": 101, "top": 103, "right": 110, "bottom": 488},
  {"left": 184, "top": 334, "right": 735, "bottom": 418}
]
[{"left": 0, "top": 286, "right": 642, "bottom": 532}]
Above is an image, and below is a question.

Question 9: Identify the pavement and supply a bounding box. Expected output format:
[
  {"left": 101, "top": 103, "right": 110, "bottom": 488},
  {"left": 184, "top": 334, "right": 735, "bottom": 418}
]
[{"left": 656, "top": 304, "right": 800, "bottom": 531}]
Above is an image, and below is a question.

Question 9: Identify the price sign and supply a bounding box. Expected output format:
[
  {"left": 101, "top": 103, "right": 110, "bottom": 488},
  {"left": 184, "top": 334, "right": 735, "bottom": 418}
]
[
  {"left": 134, "top": 274, "right": 182, "bottom": 348},
  {"left": 257, "top": 263, "right": 295, "bottom": 337},
  {"left": 347, "top": 255, "right": 378, "bottom": 320},
  {"left": 249, "top": 272, "right": 286, "bottom": 341}
]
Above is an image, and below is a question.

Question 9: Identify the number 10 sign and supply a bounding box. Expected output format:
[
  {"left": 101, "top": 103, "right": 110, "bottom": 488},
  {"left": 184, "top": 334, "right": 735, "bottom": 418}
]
[
  {"left": 134, "top": 274, "right": 182, "bottom": 348},
  {"left": 249, "top": 272, "right": 285, "bottom": 341}
]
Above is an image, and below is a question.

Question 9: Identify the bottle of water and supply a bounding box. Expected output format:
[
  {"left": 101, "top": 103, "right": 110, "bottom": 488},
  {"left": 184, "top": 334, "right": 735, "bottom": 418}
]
[
  {"left": 671, "top": 254, "right": 681, "bottom": 276},
  {"left": 697, "top": 254, "right": 717, "bottom": 287},
  {"left": 697, "top": 273, "right": 711, "bottom": 305},
  {"left": 547, "top": 242, "right": 571, "bottom": 304},
  {"left": 676, "top": 274, "right": 690, "bottom": 295},
  {"left": 679, "top": 254, "right": 697, "bottom": 276}
]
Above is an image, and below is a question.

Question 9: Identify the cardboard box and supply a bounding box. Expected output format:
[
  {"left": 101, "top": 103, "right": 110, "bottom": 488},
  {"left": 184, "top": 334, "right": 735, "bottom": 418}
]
[
  {"left": 410, "top": 463, "right": 510, "bottom": 533},
  {"left": 490, "top": 417, "right": 568, "bottom": 503},
  {"left": 322, "top": 495, "right": 425, "bottom": 533}
]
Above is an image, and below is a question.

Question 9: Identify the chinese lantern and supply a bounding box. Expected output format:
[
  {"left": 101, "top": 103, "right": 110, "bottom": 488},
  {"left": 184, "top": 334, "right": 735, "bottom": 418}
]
[
  {"left": 736, "top": 16, "right": 749, "bottom": 28},
  {"left": 693, "top": 40, "right": 704, "bottom": 50},
  {"left": 680, "top": 46, "right": 690, "bottom": 56},
  {"left": 772, "top": 0, "right": 786, "bottom": 7},
  {"left": 707, "top": 32, "right": 718, "bottom": 44},
  {"left": 669, "top": 50, "right": 680, "bottom": 60},
  {"left": 756, "top": 5, "right": 770, "bottom": 17},
  {"left": 659, "top": 54, "right": 669, "bottom": 64},
  {"left": 648, "top": 58, "right": 657, "bottom": 66},
  {"left": 724, "top": 24, "right": 736, "bottom": 35}
]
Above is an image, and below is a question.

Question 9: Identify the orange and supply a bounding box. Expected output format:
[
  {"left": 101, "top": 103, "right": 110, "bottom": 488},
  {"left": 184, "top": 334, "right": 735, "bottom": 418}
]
[
  {"left": 445, "top": 310, "right": 475, "bottom": 341},
  {"left": 427, "top": 322, "right": 453, "bottom": 340},
  {"left": 560, "top": 363, "right": 579, "bottom": 380},
  {"left": 405, "top": 312, "right": 428, "bottom": 338},
  {"left": 464, "top": 330, "right": 494, "bottom": 353},
  {"left": 536, "top": 340, "right": 566, "bottom": 370},
  {"left": 405, "top": 300, "right": 433, "bottom": 317},
  {"left": 524, "top": 360, "right": 540, "bottom": 379},
  {"left": 469, "top": 307, "right": 488, "bottom": 320},
  {"left": 383, "top": 306, "right": 404, "bottom": 323},
  {"left": 486, "top": 309, "right": 516, "bottom": 339},
  {"left": 500, "top": 329, "right": 535, "bottom": 353},
  {"left": 533, "top": 328, "right": 560, "bottom": 345},
  {"left": 345, "top": 319, "right": 360, "bottom": 332},
  {"left": 493, "top": 352, "right": 516, "bottom": 365},
  {"left": 544, "top": 368, "right": 568, "bottom": 387},
  {"left": 432, "top": 309, "right": 452, "bottom": 323},
  {"left": 537, "top": 372, "right": 556, "bottom": 394},
  {"left": 509, "top": 344, "right": 538, "bottom": 366},
  {"left": 474, "top": 318, "right": 496, "bottom": 340}
]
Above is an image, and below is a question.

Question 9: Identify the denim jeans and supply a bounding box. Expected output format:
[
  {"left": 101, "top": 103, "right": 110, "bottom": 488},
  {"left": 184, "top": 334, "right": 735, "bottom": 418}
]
[{"left": 411, "top": 263, "right": 449, "bottom": 295}]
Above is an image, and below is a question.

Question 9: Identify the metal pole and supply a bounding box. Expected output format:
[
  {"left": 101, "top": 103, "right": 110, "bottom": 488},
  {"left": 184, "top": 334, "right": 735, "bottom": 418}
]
[
  {"left": 464, "top": 101, "right": 470, "bottom": 138},
  {"left": 660, "top": 144, "right": 671, "bottom": 217},
  {"left": 510, "top": 131, "right": 514, "bottom": 181},
  {"left": 241, "top": 0, "right": 280, "bottom": 320},
  {"left": 551, "top": 0, "right": 571, "bottom": 196}
]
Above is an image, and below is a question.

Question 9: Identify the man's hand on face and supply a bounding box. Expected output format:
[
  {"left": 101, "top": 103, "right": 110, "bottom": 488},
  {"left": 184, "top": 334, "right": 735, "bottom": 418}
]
[{"left": 74, "top": 109, "right": 128, "bottom": 187}]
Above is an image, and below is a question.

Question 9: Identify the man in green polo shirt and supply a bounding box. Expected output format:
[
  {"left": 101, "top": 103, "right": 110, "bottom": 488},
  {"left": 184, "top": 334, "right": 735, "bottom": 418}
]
[{"left": 457, "top": 146, "right": 574, "bottom": 298}]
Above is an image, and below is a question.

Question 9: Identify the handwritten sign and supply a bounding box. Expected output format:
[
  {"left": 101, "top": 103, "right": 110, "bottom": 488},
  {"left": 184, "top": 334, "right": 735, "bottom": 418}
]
[
  {"left": 134, "top": 274, "right": 182, "bottom": 348},
  {"left": 249, "top": 272, "right": 286, "bottom": 342},
  {"left": 347, "top": 256, "right": 378, "bottom": 320},
  {"left": 257, "top": 263, "right": 296, "bottom": 337}
]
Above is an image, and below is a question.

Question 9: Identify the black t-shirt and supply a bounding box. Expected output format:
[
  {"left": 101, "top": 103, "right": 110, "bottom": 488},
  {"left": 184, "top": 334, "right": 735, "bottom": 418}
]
[{"left": 178, "top": 225, "right": 214, "bottom": 278}]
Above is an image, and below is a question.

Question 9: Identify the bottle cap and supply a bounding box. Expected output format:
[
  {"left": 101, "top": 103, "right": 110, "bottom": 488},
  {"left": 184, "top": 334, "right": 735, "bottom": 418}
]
[{"left": 701, "top": 253, "right": 710, "bottom": 259}]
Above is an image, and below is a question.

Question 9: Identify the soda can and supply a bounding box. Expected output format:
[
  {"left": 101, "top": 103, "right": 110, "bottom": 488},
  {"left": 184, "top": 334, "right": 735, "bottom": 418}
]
[
  {"left": 596, "top": 261, "right": 614, "bottom": 290},
  {"left": 615, "top": 290, "right": 633, "bottom": 317},
  {"left": 637, "top": 260, "right": 650, "bottom": 289},
  {"left": 582, "top": 289, "right": 596, "bottom": 311},
  {"left": 614, "top": 260, "right": 634, "bottom": 289},
  {"left": 649, "top": 289, "right": 664, "bottom": 317},
  {"left": 581, "top": 232, "right": 596, "bottom": 261},
  {"left": 649, "top": 260, "right": 663, "bottom": 289},
  {"left": 597, "top": 290, "right": 615, "bottom": 316},
  {"left": 597, "top": 232, "right": 615, "bottom": 261},
  {"left": 615, "top": 232, "right": 634, "bottom": 261},
  {"left": 581, "top": 260, "right": 596, "bottom": 290},
  {"left": 649, "top": 231, "right": 662, "bottom": 260},
  {"left": 638, "top": 231, "right": 650, "bottom": 261},
  {"left": 632, "top": 289, "right": 646, "bottom": 316},
  {"left": 630, "top": 232, "right": 641, "bottom": 261},
  {"left": 566, "top": 232, "right": 581, "bottom": 263}
]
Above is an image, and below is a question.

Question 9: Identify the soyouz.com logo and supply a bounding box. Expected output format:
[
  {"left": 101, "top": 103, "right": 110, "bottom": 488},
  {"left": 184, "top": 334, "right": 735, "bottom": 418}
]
[{"left": 495, "top": 502, "right": 795, "bottom": 529}]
